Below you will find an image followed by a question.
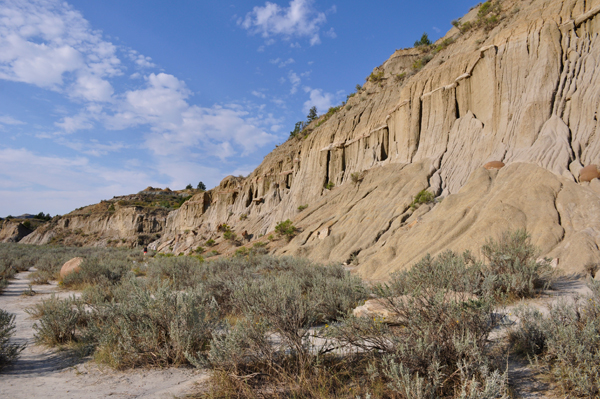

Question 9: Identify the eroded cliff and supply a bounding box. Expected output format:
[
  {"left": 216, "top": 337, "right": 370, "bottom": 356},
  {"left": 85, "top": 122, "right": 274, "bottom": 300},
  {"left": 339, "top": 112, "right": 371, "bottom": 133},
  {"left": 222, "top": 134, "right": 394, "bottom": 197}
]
[{"left": 23, "top": 0, "right": 600, "bottom": 279}]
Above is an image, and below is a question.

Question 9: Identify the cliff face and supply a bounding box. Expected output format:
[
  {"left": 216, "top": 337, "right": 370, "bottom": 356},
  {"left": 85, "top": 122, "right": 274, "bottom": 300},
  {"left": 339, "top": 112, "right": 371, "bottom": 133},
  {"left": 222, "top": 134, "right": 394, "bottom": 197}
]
[
  {"left": 23, "top": 0, "right": 600, "bottom": 279},
  {"left": 152, "top": 0, "right": 600, "bottom": 278},
  {"left": 21, "top": 195, "right": 170, "bottom": 247},
  {"left": 0, "top": 221, "right": 33, "bottom": 243}
]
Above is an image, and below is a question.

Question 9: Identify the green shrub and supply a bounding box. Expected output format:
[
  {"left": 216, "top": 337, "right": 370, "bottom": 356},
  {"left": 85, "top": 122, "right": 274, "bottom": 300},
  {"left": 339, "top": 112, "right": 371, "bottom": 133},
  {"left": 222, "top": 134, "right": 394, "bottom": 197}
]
[
  {"left": 234, "top": 247, "right": 249, "bottom": 257},
  {"left": 0, "top": 308, "right": 24, "bottom": 369},
  {"left": 275, "top": 220, "right": 297, "bottom": 241},
  {"left": 146, "top": 256, "right": 204, "bottom": 290},
  {"left": 223, "top": 230, "right": 236, "bottom": 241},
  {"left": 61, "top": 256, "right": 131, "bottom": 289},
  {"left": 205, "top": 239, "right": 215, "bottom": 247},
  {"left": 32, "top": 295, "right": 83, "bottom": 346},
  {"left": 410, "top": 189, "right": 434, "bottom": 208},
  {"left": 324, "top": 181, "right": 335, "bottom": 190},
  {"left": 414, "top": 32, "right": 432, "bottom": 47},
  {"left": 412, "top": 54, "right": 433, "bottom": 71},
  {"left": 297, "top": 204, "right": 308, "bottom": 212},
  {"left": 239, "top": 213, "right": 248, "bottom": 221},
  {"left": 481, "top": 229, "right": 554, "bottom": 299},
  {"left": 350, "top": 172, "right": 364, "bottom": 185},
  {"left": 386, "top": 230, "right": 554, "bottom": 302},
  {"left": 368, "top": 70, "right": 384, "bottom": 83},
  {"left": 394, "top": 72, "right": 407, "bottom": 82},
  {"left": 90, "top": 281, "right": 219, "bottom": 369}
]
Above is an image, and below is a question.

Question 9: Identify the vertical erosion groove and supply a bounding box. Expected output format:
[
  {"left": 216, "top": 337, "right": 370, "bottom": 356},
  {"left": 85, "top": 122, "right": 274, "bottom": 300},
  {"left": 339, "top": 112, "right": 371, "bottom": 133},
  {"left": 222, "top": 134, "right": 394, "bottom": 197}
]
[{"left": 324, "top": 150, "right": 331, "bottom": 187}]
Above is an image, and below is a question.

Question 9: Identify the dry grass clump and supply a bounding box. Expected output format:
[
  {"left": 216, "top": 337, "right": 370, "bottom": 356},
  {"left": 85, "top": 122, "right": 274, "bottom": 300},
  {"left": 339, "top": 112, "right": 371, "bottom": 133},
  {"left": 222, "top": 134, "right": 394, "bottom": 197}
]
[
  {"left": 0, "top": 308, "right": 25, "bottom": 369},
  {"left": 386, "top": 230, "right": 555, "bottom": 302},
  {"left": 509, "top": 280, "right": 600, "bottom": 397},
  {"left": 19, "top": 229, "right": 554, "bottom": 398},
  {"left": 0, "top": 243, "right": 142, "bottom": 289},
  {"left": 28, "top": 254, "right": 366, "bottom": 377}
]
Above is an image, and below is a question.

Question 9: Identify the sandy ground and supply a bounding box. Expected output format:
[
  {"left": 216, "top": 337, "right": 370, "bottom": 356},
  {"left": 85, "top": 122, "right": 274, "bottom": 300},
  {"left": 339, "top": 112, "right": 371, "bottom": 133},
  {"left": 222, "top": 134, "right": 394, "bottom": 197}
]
[{"left": 0, "top": 269, "right": 208, "bottom": 399}]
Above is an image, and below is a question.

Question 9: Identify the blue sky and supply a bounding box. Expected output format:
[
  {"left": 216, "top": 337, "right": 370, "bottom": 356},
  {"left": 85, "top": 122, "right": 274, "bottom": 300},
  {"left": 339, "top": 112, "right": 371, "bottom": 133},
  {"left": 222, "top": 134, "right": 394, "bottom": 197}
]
[{"left": 0, "top": 0, "right": 477, "bottom": 217}]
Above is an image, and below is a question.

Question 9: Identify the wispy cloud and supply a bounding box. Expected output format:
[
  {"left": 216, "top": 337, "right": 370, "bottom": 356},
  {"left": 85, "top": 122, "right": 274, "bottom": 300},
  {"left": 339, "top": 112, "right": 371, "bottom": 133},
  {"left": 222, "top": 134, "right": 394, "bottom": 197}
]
[
  {"left": 269, "top": 57, "right": 295, "bottom": 67},
  {"left": 0, "top": 115, "right": 25, "bottom": 125},
  {"left": 238, "top": 0, "right": 332, "bottom": 46},
  {"left": 288, "top": 70, "right": 301, "bottom": 94}
]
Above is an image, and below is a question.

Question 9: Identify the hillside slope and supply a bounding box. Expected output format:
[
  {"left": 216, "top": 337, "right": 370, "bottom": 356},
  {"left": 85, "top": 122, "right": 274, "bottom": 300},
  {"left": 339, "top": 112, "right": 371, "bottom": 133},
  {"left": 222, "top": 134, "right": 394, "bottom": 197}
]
[{"left": 24, "top": 0, "right": 600, "bottom": 279}]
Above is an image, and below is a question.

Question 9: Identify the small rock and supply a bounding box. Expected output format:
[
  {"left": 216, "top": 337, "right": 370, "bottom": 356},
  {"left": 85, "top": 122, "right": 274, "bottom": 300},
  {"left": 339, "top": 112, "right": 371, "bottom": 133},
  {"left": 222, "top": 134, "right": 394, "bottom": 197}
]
[
  {"left": 318, "top": 227, "right": 329, "bottom": 240},
  {"left": 483, "top": 161, "right": 505, "bottom": 170},
  {"left": 579, "top": 164, "right": 600, "bottom": 182}
]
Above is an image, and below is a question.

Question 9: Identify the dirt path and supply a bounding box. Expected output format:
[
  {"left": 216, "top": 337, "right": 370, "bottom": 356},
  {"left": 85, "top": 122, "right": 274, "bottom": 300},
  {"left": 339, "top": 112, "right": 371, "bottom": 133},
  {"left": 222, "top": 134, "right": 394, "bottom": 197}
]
[
  {"left": 501, "top": 274, "right": 591, "bottom": 398},
  {"left": 0, "top": 269, "right": 208, "bottom": 399}
]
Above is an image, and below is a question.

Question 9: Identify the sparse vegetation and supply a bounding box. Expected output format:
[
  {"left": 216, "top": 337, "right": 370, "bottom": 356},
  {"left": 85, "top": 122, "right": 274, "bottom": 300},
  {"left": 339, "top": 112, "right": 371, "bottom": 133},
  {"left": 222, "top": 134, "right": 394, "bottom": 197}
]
[
  {"left": 297, "top": 204, "right": 308, "bottom": 212},
  {"left": 3, "top": 228, "right": 557, "bottom": 397},
  {"left": 509, "top": 280, "right": 600, "bottom": 397},
  {"left": 223, "top": 230, "right": 236, "bottom": 241},
  {"left": 325, "top": 181, "right": 335, "bottom": 190},
  {"left": 454, "top": 1, "right": 503, "bottom": 33},
  {"left": 239, "top": 213, "right": 248, "bottom": 221},
  {"left": 0, "top": 308, "right": 24, "bottom": 369},
  {"left": 275, "top": 219, "right": 297, "bottom": 241},
  {"left": 350, "top": 171, "right": 365, "bottom": 185},
  {"left": 412, "top": 54, "right": 433, "bottom": 70},
  {"left": 205, "top": 239, "right": 215, "bottom": 247},
  {"left": 410, "top": 189, "right": 434, "bottom": 208},
  {"left": 368, "top": 70, "right": 384, "bottom": 83}
]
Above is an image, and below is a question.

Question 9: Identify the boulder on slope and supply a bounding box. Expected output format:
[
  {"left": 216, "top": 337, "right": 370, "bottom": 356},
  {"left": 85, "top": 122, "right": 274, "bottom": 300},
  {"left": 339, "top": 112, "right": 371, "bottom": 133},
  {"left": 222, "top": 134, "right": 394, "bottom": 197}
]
[
  {"left": 579, "top": 165, "right": 600, "bottom": 182},
  {"left": 60, "top": 257, "right": 84, "bottom": 279}
]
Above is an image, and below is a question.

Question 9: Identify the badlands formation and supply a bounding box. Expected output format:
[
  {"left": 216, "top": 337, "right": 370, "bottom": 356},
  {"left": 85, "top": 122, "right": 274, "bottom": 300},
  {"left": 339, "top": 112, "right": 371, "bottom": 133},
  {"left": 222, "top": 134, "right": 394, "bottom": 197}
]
[{"left": 16, "top": 0, "right": 600, "bottom": 280}]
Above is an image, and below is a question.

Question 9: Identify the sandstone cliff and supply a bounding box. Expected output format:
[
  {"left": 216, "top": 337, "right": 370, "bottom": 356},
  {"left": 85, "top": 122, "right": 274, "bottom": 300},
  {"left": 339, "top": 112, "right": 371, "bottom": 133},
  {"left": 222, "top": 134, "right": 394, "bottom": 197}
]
[
  {"left": 21, "top": 191, "right": 175, "bottom": 247},
  {"left": 23, "top": 0, "right": 600, "bottom": 279}
]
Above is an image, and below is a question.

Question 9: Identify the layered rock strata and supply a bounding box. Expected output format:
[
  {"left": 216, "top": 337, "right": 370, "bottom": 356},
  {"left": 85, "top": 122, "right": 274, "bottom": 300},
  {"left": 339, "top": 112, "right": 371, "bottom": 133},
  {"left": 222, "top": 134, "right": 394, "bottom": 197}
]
[{"left": 23, "top": 0, "right": 600, "bottom": 278}]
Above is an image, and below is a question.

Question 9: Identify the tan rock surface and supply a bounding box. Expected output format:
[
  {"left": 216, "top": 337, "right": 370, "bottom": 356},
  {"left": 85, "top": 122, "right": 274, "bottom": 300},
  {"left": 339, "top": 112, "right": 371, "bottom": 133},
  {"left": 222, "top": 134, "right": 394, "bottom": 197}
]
[
  {"left": 579, "top": 164, "right": 600, "bottom": 182},
  {"left": 483, "top": 161, "right": 505, "bottom": 170},
  {"left": 0, "top": 222, "right": 32, "bottom": 243},
  {"left": 60, "top": 257, "right": 83, "bottom": 279}
]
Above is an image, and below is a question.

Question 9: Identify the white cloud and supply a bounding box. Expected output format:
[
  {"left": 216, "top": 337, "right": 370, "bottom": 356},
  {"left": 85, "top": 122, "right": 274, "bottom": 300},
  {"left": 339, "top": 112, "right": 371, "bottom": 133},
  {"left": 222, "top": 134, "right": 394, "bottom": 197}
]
[
  {"left": 270, "top": 57, "right": 295, "bottom": 67},
  {"left": 239, "top": 0, "right": 329, "bottom": 46},
  {"left": 102, "top": 73, "right": 278, "bottom": 158},
  {"left": 432, "top": 26, "right": 441, "bottom": 33},
  {"left": 0, "top": 115, "right": 25, "bottom": 125},
  {"left": 129, "top": 50, "right": 156, "bottom": 68},
  {"left": 251, "top": 90, "right": 266, "bottom": 99},
  {"left": 55, "top": 138, "right": 128, "bottom": 157},
  {"left": 55, "top": 112, "right": 94, "bottom": 134},
  {"left": 288, "top": 70, "right": 301, "bottom": 94},
  {"left": 0, "top": 0, "right": 122, "bottom": 102},
  {"left": 302, "top": 87, "right": 336, "bottom": 114}
]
